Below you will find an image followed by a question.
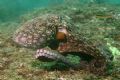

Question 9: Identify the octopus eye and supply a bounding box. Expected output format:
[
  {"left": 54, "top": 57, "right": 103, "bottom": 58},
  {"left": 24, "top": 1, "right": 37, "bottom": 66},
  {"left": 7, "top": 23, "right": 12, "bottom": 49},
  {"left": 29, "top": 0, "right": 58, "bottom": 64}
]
[
  {"left": 56, "top": 27, "right": 68, "bottom": 41},
  {"left": 56, "top": 32, "right": 66, "bottom": 40}
]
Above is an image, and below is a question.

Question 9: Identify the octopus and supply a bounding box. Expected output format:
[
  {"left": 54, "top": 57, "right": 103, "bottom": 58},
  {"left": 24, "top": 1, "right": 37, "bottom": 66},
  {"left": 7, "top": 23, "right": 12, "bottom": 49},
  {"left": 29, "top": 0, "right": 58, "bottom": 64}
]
[{"left": 13, "top": 14, "right": 113, "bottom": 75}]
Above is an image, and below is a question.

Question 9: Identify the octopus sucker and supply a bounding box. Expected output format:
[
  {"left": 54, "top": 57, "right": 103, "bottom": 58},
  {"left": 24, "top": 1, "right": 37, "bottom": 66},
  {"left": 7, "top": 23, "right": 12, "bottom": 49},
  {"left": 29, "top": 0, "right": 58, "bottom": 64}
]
[{"left": 13, "top": 14, "right": 113, "bottom": 75}]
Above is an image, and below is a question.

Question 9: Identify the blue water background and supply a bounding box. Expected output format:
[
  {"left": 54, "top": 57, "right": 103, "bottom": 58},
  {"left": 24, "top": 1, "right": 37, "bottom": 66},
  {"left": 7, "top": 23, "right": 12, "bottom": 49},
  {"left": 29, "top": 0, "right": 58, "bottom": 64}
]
[
  {"left": 0, "top": 0, "right": 120, "bottom": 22},
  {"left": 0, "top": 0, "right": 63, "bottom": 22}
]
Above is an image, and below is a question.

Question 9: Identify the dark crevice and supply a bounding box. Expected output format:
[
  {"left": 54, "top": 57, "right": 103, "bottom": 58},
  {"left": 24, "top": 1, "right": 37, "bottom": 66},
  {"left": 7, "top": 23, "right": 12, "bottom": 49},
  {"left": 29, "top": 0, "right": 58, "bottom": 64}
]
[{"left": 61, "top": 52, "right": 95, "bottom": 62}]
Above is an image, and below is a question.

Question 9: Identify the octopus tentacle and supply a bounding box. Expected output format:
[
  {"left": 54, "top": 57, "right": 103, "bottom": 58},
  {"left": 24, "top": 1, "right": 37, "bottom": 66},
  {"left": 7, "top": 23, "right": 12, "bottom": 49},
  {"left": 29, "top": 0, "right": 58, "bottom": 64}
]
[{"left": 35, "top": 48, "right": 80, "bottom": 68}]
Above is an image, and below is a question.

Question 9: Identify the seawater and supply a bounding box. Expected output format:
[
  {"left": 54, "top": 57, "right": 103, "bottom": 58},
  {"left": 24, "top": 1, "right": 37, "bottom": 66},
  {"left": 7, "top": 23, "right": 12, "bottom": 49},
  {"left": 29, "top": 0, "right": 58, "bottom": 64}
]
[
  {"left": 0, "top": 0, "right": 120, "bottom": 22},
  {"left": 0, "top": 0, "right": 63, "bottom": 22}
]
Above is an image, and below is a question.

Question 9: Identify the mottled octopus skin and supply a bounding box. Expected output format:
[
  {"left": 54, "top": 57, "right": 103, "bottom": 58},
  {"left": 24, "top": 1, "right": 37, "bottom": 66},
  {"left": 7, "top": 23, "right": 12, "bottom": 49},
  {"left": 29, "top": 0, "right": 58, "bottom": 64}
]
[
  {"left": 13, "top": 14, "right": 67, "bottom": 49},
  {"left": 57, "top": 34, "right": 108, "bottom": 75}
]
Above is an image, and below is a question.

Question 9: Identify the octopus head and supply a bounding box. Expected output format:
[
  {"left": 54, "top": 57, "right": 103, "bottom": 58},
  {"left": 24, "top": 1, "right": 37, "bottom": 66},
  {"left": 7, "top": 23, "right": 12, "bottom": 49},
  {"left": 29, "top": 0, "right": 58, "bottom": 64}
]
[{"left": 12, "top": 30, "right": 47, "bottom": 48}]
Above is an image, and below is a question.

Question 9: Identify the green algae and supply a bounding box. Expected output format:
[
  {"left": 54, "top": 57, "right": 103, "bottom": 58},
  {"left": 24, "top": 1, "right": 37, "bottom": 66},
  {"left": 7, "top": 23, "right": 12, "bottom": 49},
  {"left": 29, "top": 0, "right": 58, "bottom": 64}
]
[{"left": 107, "top": 42, "right": 120, "bottom": 56}]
